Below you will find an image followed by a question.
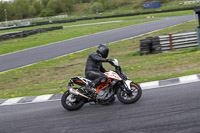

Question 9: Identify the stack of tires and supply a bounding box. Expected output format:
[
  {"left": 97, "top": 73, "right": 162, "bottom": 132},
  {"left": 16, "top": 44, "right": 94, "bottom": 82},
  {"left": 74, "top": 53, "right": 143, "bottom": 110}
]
[
  {"left": 0, "top": 26, "right": 63, "bottom": 41},
  {"left": 140, "top": 39, "right": 151, "bottom": 55},
  {"left": 140, "top": 36, "right": 162, "bottom": 55}
]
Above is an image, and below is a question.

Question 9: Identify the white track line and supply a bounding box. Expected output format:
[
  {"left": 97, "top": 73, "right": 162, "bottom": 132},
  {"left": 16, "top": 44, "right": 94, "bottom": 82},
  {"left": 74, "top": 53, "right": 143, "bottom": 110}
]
[
  {"left": 0, "top": 74, "right": 200, "bottom": 106},
  {"left": 1, "top": 97, "right": 23, "bottom": 105},
  {"left": 32, "top": 94, "right": 53, "bottom": 103},
  {"left": 140, "top": 81, "right": 160, "bottom": 90},
  {"left": 179, "top": 75, "right": 199, "bottom": 83}
]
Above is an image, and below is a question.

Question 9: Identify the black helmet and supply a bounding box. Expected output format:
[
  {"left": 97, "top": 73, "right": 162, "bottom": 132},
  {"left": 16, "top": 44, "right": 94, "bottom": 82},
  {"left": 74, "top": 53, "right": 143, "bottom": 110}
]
[{"left": 96, "top": 44, "right": 109, "bottom": 58}]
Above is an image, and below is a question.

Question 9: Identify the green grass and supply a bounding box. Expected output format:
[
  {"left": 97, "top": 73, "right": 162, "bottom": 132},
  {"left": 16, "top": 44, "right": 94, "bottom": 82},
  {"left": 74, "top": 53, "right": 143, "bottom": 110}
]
[
  {"left": 0, "top": 19, "right": 157, "bottom": 55},
  {"left": 0, "top": 10, "right": 193, "bottom": 34},
  {"left": 87, "top": 2, "right": 197, "bottom": 17},
  {"left": 0, "top": 10, "right": 194, "bottom": 55},
  {"left": 0, "top": 0, "right": 197, "bottom": 27},
  {"left": 0, "top": 20, "right": 199, "bottom": 99},
  {"left": 70, "top": 1, "right": 200, "bottom": 18},
  {"left": 6, "top": 0, "right": 195, "bottom": 24}
]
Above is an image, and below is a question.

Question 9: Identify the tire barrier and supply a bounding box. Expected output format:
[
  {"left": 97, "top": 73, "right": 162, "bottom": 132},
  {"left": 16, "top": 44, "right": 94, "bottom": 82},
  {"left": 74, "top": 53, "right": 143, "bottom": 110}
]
[
  {"left": 0, "top": 26, "right": 63, "bottom": 41},
  {"left": 33, "top": 19, "right": 76, "bottom": 26},
  {"left": 140, "top": 39, "right": 151, "bottom": 55},
  {"left": 1, "top": 6, "right": 200, "bottom": 31},
  {"left": 0, "top": 24, "right": 37, "bottom": 31},
  {"left": 140, "top": 36, "right": 161, "bottom": 55},
  {"left": 140, "top": 31, "right": 199, "bottom": 55}
]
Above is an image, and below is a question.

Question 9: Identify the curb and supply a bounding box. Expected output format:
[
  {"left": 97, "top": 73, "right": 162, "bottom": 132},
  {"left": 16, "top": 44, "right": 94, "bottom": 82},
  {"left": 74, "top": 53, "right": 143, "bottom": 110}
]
[{"left": 0, "top": 74, "right": 200, "bottom": 106}]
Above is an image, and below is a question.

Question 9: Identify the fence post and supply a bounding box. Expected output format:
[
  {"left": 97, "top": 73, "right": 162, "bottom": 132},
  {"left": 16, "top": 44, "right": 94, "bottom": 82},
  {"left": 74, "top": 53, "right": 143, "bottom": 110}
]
[{"left": 169, "top": 34, "right": 173, "bottom": 50}]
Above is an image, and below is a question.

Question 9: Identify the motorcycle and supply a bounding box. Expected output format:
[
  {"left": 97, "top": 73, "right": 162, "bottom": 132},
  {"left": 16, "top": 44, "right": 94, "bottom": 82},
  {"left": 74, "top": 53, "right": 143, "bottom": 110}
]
[{"left": 61, "top": 59, "right": 142, "bottom": 111}]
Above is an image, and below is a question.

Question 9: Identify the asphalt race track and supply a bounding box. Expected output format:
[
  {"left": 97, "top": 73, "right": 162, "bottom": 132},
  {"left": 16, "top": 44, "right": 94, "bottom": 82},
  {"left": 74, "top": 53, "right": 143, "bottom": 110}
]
[
  {"left": 0, "top": 15, "right": 199, "bottom": 133},
  {"left": 0, "top": 15, "right": 195, "bottom": 73},
  {"left": 0, "top": 82, "right": 200, "bottom": 133}
]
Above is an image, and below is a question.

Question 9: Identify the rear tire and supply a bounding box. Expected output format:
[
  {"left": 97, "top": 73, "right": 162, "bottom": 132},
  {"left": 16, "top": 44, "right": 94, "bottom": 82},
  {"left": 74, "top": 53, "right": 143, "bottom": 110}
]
[
  {"left": 117, "top": 83, "right": 142, "bottom": 104},
  {"left": 61, "top": 89, "right": 86, "bottom": 111}
]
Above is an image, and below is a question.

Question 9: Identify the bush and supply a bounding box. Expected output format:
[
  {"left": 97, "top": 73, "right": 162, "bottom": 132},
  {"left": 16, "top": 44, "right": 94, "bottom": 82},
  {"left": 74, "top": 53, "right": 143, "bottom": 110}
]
[
  {"left": 100, "top": 0, "right": 133, "bottom": 9},
  {"left": 40, "top": 9, "right": 56, "bottom": 17},
  {"left": 90, "top": 2, "right": 104, "bottom": 14},
  {"left": 105, "top": 0, "right": 118, "bottom": 9},
  {"left": 132, "top": 1, "right": 144, "bottom": 9}
]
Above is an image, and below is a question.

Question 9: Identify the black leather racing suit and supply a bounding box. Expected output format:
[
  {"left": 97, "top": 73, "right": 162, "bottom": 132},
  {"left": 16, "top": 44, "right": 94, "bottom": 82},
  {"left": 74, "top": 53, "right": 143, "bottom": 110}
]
[{"left": 85, "top": 51, "right": 108, "bottom": 85}]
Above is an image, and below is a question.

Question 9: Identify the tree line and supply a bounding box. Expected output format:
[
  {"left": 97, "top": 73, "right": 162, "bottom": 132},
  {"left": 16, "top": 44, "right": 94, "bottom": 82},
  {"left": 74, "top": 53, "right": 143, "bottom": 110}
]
[
  {"left": 0, "top": 0, "right": 79, "bottom": 21},
  {"left": 0, "top": 0, "right": 170, "bottom": 22}
]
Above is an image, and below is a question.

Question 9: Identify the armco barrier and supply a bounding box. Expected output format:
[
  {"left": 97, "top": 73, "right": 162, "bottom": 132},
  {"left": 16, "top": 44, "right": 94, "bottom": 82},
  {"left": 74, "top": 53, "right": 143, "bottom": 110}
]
[
  {"left": 0, "top": 26, "right": 63, "bottom": 41},
  {"left": 159, "top": 31, "right": 198, "bottom": 51},
  {"left": 1, "top": 6, "right": 200, "bottom": 31},
  {"left": 140, "top": 31, "right": 198, "bottom": 55}
]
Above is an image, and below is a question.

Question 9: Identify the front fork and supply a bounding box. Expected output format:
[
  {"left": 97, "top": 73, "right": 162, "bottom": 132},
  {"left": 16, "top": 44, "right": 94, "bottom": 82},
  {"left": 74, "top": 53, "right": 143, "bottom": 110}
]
[{"left": 120, "top": 80, "right": 133, "bottom": 94}]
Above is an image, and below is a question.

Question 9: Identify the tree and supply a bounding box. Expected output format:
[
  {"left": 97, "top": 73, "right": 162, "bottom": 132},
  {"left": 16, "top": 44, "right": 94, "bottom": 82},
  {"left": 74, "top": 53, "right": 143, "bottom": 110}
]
[
  {"left": 41, "top": 0, "right": 49, "bottom": 9},
  {"left": 28, "top": 5, "right": 36, "bottom": 17},
  {"left": 0, "top": 2, "right": 6, "bottom": 21},
  {"left": 74, "top": 0, "right": 82, "bottom": 4},
  {"left": 33, "top": 0, "right": 42, "bottom": 15},
  {"left": 40, "top": 9, "right": 56, "bottom": 17},
  {"left": 99, "top": 0, "right": 106, "bottom": 9},
  {"left": 45, "top": 0, "right": 58, "bottom": 15},
  {"left": 0, "top": 2, "right": 14, "bottom": 22},
  {"left": 46, "top": 0, "right": 56, "bottom": 10},
  {"left": 90, "top": 2, "right": 103, "bottom": 14},
  {"left": 13, "top": 0, "right": 30, "bottom": 19},
  {"left": 59, "top": 0, "right": 74, "bottom": 14}
]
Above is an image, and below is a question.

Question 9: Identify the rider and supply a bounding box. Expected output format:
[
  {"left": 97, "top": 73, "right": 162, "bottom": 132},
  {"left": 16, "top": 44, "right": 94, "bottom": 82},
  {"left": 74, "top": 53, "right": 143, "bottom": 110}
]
[{"left": 85, "top": 44, "right": 113, "bottom": 93}]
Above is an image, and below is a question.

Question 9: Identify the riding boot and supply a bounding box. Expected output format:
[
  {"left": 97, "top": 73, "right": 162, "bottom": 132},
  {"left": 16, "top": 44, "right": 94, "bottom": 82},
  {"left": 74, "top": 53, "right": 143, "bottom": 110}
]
[{"left": 85, "top": 82, "right": 96, "bottom": 94}]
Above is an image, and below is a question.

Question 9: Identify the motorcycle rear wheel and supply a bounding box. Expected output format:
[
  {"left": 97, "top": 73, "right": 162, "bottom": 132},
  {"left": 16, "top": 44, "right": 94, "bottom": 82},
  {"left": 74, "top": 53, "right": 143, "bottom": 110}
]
[
  {"left": 61, "top": 89, "right": 86, "bottom": 111},
  {"left": 117, "top": 83, "right": 142, "bottom": 104}
]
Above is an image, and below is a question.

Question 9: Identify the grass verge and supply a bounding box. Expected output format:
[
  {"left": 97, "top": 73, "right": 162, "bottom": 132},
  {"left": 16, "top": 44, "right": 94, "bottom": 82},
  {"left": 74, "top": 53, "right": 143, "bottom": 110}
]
[
  {"left": 0, "top": 10, "right": 194, "bottom": 55},
  {"left": 0, "top": 10, "right": 193, "bottom": 34},
  {"left": 0, "top": 20, "right": 199, "bottom": 99},
  {"left": 0, "top": 19, "right": 157, "bottom": 55}
]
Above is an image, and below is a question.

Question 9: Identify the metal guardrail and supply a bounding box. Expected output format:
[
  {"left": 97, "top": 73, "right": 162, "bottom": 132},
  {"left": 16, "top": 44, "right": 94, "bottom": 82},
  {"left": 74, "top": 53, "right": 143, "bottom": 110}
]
[
  {"left": 159, "top": 31, "right": 198, "bottom": 51},
  {"left": 140, "top": 31, "right": 199, "bottom": 55}
]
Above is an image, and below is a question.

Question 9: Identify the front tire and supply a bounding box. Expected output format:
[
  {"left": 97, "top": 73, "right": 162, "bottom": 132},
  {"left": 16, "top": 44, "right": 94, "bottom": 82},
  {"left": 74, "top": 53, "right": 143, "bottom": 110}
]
[
  {"left": 61, "top": 89, "right": 86, "bottom": 111},
  {"left": 117, "top": 83, "right": 142, "bottom": 104}
]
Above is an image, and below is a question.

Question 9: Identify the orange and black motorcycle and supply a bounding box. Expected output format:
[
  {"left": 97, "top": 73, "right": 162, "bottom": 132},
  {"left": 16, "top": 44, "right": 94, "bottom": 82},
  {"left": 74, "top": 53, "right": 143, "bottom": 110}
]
[{"left": 61, "top": 59, "right": 142, "bottom": 111}]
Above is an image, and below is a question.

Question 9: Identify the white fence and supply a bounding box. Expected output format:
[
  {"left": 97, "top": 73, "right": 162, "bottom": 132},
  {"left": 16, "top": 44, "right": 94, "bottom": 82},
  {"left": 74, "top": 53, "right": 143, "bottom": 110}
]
[
  {"left": 184, "top": 1, "right": 200, "bottom": 4},
  {"left": 0, "top": 15, "right": 68, "bottom": 26}
]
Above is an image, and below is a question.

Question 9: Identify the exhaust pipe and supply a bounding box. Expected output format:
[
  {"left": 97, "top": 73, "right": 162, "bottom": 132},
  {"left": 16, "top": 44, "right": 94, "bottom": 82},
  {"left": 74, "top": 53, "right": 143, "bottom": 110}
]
[{"left": 69, "top": 88, "right": 91, "bottom": 100}]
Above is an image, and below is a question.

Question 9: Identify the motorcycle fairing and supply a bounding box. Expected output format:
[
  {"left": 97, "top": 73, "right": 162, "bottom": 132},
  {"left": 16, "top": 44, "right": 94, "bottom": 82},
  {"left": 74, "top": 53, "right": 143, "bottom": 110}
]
[
  {"left": 71, "top": 77, "right": 91, "bottom": 87},
  {"left": 104, "top": 71, "right": 122, "bottom": 80}
]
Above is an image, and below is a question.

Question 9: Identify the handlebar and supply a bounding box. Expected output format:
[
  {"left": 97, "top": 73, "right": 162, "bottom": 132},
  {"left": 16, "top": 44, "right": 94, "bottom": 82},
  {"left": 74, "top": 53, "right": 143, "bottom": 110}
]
[
  {"left": 115, "top": 66, "right": 129, "bottom": 80},
  {"left": 109, "top": 59, "right": 129, "bottom": 80}
]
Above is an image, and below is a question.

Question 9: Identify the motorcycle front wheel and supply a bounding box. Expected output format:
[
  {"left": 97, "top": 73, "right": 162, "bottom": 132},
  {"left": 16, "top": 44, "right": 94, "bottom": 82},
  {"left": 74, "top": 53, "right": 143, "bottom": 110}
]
[
  {"left": 117, "top": 82, "right": 142, "bottom": 104},
  {"left": 61, "top": 89, "right": 86, "bottom": 111}
]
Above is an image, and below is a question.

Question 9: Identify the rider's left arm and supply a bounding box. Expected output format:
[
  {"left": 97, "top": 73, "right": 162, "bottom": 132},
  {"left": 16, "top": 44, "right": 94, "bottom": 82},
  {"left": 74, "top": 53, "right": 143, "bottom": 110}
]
[{"left": 100, "top": 64, "right": 107, "bottom": 73}]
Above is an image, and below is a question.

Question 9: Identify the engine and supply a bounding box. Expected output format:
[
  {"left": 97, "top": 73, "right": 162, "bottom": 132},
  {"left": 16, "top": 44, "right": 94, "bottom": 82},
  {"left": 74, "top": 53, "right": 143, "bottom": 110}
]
[{"left": 97, "top": 87, "right": 114, "bottom": 101}]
